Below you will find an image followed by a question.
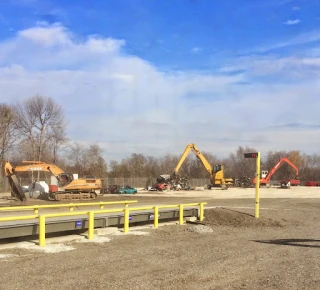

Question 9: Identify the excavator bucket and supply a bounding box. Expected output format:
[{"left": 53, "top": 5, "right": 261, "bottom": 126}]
[{"left": 7, "top": 174, "right": 27, "bottom": 202}]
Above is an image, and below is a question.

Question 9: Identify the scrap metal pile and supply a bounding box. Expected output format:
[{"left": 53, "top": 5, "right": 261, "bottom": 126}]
[
  {"left": 234, "top": 176, "right": 253, "bottom": 188},
  {"left": 152, "top": 174, "right": 192, "bottom": 191}
]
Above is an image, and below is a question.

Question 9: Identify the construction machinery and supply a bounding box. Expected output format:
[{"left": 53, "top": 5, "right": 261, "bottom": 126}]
[
  {"left": 173, "top": 143, "right": 233, "bottom": 190},
  {"left": 252, "top": 157, "right": 300, "bottom": 188},
  {"left": 4, "top": 161, "right": 102, "bottom": 201}
]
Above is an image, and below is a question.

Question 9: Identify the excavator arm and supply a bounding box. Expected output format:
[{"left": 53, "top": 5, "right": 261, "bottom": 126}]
[
  {"left": 265, "top": 157, "right": 299, "bottom": 182},
  {"left": 254, "top": 157, "right": 299, "bottom": 185},
  {"left": 174, "top": 144, "right": 213, "bottom": 175},
  {"left": 173, "top": 144, "right": 232, "bottom": 189},
  {"left": 4, "top": 161, "right": 29, "bottom": 202},
  {"left": 4, "top": 161, "right": 66, "bottom": 202},
  {"left": 5, "top": 161, "right": 64, "bottom": 178}
]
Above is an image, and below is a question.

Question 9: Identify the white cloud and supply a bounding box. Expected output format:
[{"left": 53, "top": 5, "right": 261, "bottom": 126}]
[
  {"left": 191, "top": 47, "right": 201, "bottom": 54},
  {"left": 220, "top": 55, "right": 320, "bottom": 77},
  {"left": 248, "top": 30, "right": 320, "bottom": 54},
  {"left": 292, "top": 6, "right": 300, "bottom": 11},
  {"left": 284, "top": 19, "right": 301, "bottom": 25},
  {"left": 0, "top": 23, "right": 320, "bottom": 161},
  {"left": 18, "top": 23, "right": 71, "bottom": 46}
]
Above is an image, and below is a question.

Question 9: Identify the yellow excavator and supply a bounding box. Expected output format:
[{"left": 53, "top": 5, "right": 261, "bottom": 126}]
[
  {"left": 4, "top": 160, "right": 102, "bottom": 201},
  {"left": 173, "top": 144, "right": 233, "bottom": 190}
]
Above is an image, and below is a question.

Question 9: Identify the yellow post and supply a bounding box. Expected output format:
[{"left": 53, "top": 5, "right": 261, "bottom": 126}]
[
  {"left": 125, "top": 203, "right": 128, "bottom": 208},
  {"left": 199, "top": 203, "right": 204, "bottom": 221},
  {"left": 100, "top": 202, "right": 104, "bottom": 210},
  {"left": 179, "top": 204, "right": 184, "bottom": 225},
  {"left": 69, "top": 203, "right": 74, "bottom": 212},
  {"left": 39, "top": 215, "right": 46, "bottom": 247},
  {"left": 34, "top": 207, "right": 39, "bottom": 214},
  {"left": 154, "top": 206, "right": 159, "bottom": 228},
  {"left": 255, "top": 152, "right": 261, "bottom": 218},
  {"left": 124, "top": 208, "right": 129, "bottom": 233},
  {"left": 88, "top": 211, "right": 94, "bottom": 240}
]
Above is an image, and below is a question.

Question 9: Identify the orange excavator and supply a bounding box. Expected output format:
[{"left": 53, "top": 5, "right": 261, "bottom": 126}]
[
  {"left": 4, "top": 160, "right": 102, "bottom": 201},
  {"left": 252, "top": 157, "right": 300, "bottom": 188}
]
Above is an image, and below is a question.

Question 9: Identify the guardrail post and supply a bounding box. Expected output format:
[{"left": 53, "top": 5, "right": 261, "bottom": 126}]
[
  {"left": 39, "top": 215, "right": 46, "bottom": 247},
  {"left": 88, "top": 211, "right": 94, "bottom": 240},
  {"left": 34, "top": 207, "right": 39, "bottom": 214},
  {"left": 179, "top": 204, "right": 184, "bottom": 225},
  {"left": 69, "top": 203, "right": 74, "bottom": 212},
  {"left": 154, "top": 206, "right": 159, "bottom": 228},
  {"left": 125, "top": 203, "right": 128, "bottom": 208},
  {"left": 100, "top": 202, "right": 104, "bottom": 210},
  {"left": 199, "top": 203, "right": 204, "bottom": 221},
  {"left": 87, "top": 211, "right": 94, "bottom": 240},
  {"left": 124, "top": 208, "right": 129, "bottom": 233}
]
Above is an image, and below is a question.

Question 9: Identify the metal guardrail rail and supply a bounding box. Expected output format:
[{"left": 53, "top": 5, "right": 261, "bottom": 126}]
[
  {"left": 0, "top": 200, "right": 138, "bottom": 214},
  {"left": 0, "top": 202, "right": 207, "bottom": 246}
]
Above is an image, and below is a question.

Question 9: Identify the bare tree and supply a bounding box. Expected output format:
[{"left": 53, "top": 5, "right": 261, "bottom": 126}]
[
  {"left": 13, "top": 96, "right": 66, "bottom": 181},
  {"left": 0, "top": 104, "right": 18, "bottom": 175},
  {"left": 66, "top": 142, "right": 107, "bottom": 177},
  {"left": 13, "top": 95, "right": 67, "bottom": 162},
  {"left": 49, "top": 125, "right": 68, "bottom": 163},
  {"left": 66, "top": 142, "right": 87, "bottom": 176},
  {"left": 158, "top": 154, "right": 179, "bottom": 175},
  {"left": 301, "top": 154, "right": 320, "bottom": 181},
  {"left": 226, "top": 146, "right": 257, "bottom": 179},
  {"left": 85, "top": 144, "right": 108, "bottom": 177}
]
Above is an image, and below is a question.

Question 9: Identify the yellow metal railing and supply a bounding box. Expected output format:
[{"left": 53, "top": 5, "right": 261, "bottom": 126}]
[
  {"left": 0, "top": 200, "right": 138, "bottom": 214},
  {"left": 0, "top": 202, "right": 207, "bottom": 247}
]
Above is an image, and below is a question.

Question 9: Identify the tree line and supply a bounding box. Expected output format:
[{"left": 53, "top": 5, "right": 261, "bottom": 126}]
[
  {"left": 107, "top": 148, "right": 320, "bottom": 183},
  {"left": 1, "top": 95, "right": 320, "bottom": 186}
]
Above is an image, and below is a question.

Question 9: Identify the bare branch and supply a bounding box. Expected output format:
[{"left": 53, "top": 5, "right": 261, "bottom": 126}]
[{"left": 12, "top": 96, "right": 67, "bottom": 179}]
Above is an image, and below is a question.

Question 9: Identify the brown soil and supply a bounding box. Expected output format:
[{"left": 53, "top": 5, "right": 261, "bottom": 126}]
[
  {"left": 203, "top": 208, "right": 284, "bottom": 227},
  {"left": 1, "top": 198, "right": 320, "bottom": 289}
]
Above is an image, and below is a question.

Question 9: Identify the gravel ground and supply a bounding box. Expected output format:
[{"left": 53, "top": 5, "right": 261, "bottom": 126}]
[{"left": 1, "top": 197, "right": 320, "bottom": 290}]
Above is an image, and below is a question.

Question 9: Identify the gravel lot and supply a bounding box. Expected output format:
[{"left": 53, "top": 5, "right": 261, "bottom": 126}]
[{"left": 1, "top": 190, "right": 320, "bottom": 289}]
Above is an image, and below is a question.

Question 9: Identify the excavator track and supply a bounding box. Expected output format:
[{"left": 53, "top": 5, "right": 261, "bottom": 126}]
[{"left": 49, "top": 191, "right": 98, "bottom": 201}]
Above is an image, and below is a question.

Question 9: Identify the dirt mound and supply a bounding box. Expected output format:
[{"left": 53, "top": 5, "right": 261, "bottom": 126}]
[{"left": 203, "top": 208, "right": 283, "bottom": 227}]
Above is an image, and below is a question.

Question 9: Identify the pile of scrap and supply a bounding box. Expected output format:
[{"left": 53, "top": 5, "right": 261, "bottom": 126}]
[
  {"left": 234, "top": 176, "right": 253, "bottom": 188},
  {"left": 151, "top": 174, "right": 192, "bottom": 191}
]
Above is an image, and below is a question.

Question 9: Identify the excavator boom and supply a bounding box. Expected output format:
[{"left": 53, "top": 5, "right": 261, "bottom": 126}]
[
  {"left": 5, "top": 161, "right": 64, "bottom": 177},
  {"left": 174, "top": 144, "right": 233, "bottom": 189},
  {"left": 174, "top": 144, "right": 213, "bottom": 175},
  {"left": 253, "top": 157, "right": 299, "bottom": 186}
]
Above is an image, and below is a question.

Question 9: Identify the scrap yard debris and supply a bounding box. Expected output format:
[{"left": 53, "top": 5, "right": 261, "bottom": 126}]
[
  {"left": 234, "top": 176, "right": 253, "bottom": 188},
  {"left": 150, "top": 174, "right": 193, "bottom": 191}
]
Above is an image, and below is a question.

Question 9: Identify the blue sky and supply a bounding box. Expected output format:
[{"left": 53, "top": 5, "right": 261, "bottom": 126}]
[
  {"left": 2, "top": 0, "right": 320, "bottom": 68},
  {"left": 0, "top": 0, "right": 320, "bottom": 160}
]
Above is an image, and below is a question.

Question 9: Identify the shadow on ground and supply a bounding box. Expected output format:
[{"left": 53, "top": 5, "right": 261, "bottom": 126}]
[{"left": 254, "top": 238, "right": 320, "bottom": 248}]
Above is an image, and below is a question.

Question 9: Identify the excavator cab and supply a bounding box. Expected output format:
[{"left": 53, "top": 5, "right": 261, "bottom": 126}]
[
  {"left": 57, "top": 173, "right": 74, "bottom": 187},
  {"left": 213, "top": 165, "right": 222, "bottom": 173},
  {"left": 261, "top": 171, "right": 268, "bottom": 179}
]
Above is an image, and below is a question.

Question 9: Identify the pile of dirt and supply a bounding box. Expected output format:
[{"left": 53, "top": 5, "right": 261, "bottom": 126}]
[
  {"left": 187, "top": 225, "right": 213, "bottom": 233},
  {"left": 203, "top": 208, "right": 283, "bottom": 227}
]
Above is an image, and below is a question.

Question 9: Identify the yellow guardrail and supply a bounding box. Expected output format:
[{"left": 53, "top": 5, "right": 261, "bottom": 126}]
[
  {"left": 0, "top": 200, "right": 138, "bottom": 214},
  {"left": 0, "top": 202, "right": 207, "bottom": 247}
]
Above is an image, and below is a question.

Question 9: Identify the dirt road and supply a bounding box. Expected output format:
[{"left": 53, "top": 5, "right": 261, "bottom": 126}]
[{"left": 1, "top": 195, "right": 320, "bottom": 289}]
